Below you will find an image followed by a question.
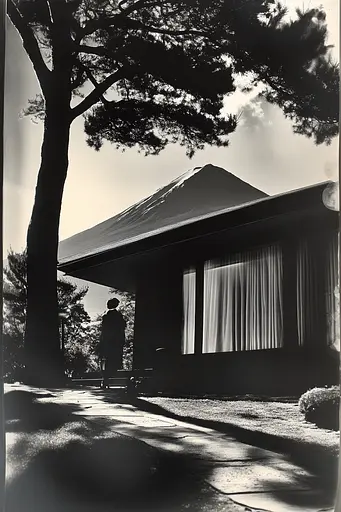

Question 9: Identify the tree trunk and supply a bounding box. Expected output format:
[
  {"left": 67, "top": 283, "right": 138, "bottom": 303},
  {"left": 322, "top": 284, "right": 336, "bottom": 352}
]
[{"left": 24, "top": 106, "right": 71, "bottom": 386}]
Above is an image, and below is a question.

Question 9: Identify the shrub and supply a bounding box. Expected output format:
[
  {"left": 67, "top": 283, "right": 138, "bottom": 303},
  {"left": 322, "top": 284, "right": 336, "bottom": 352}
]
[
  {"left": 2, "top": 332, "right": 25, "bottom": 383},
  {"left": 299, "top": 386, "right": 340, "bottom": 431}
]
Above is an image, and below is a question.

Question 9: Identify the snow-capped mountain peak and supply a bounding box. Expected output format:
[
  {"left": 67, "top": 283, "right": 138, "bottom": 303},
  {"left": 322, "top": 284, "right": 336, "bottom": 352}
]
[{"left": 58, "top": 164, "right": 267, "bottom": 263}]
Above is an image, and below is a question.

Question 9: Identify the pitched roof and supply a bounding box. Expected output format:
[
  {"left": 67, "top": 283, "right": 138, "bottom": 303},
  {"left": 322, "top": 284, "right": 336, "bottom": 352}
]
[{"left": 58, "top": 164, "right": 267, "bottom": 265}]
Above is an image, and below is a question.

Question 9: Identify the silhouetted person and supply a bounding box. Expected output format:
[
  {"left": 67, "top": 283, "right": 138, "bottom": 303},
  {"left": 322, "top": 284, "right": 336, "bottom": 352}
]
[{"left": 99, "top": 298, "right": 126, "bottom": 389}]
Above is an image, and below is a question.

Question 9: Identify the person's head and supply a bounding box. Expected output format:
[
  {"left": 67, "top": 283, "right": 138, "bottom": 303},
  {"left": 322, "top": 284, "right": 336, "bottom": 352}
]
[{"left": 107, "top": 298, "right": 120, "bottom": 310}]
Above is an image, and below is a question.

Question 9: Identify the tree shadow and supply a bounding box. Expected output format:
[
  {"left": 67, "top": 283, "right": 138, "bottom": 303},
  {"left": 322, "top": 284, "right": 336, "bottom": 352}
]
[
  {"left": 84, "top": 390, "right": 336, "bottom": 510},
  {"left": 113, "top": 396, "right": 339, "bottom": 493},
  {"left": 4, "top": 390, "right": 82, "bottom": 433},
  {"left": 5, "top": 389, "right": 236, "bottom": 512},
  {"left": 6, "top": 439, "right": 208, "bottom": 512},
  {"left": 245, "top": 447, "right": 336, "bottom": 511}
]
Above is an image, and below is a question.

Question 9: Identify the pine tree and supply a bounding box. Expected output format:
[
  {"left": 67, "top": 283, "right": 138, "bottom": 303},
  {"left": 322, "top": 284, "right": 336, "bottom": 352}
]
[
  {"left": 7, "top": 0, "right": 339, "bottom": 384},
  {"left": 3, "top": 250, "right": 91, "bottom": 381}
]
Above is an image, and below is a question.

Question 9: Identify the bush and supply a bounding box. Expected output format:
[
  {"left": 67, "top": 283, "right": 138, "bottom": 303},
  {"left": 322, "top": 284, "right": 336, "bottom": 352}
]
[
  {"left": 123, "top": 338, "right": 133, "bottom": 371},
  {"left": 2, "top": 332, "right": 25, "bottom": 383},
  {"left": 299, "top": 386, "right": 340, "bottom": 431}
]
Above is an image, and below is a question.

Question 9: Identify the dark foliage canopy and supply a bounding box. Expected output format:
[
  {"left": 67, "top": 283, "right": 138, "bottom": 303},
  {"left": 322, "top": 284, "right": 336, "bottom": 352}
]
[
  {"left": 9, "top": 0, "right": 339, "bottom": 155},
  {"left": 3, "top": 250, "right": 90, "bottom": 328}
]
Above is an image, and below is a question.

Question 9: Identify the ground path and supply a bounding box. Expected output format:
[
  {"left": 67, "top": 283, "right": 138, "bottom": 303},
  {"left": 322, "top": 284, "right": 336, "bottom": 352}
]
[{"left": 4, "top": 384, "right": 337, "bottom": 512}]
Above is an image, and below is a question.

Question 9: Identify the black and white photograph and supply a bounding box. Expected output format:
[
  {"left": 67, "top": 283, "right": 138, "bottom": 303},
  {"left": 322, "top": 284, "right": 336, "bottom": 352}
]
[{"left": 1, "top": 1, "right": 340, "bottom": 511}]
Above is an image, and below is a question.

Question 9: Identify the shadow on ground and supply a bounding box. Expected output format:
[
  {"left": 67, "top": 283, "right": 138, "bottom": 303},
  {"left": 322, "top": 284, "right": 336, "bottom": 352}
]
[
  {"left": 5, "top": 390, "right": 82, "bottom": 433},
  {"left": 4, "top": 390, "right": 242, "bottom": 512},
  {"left": 98, "top": 393, "right": 338, "bottom": 493}
]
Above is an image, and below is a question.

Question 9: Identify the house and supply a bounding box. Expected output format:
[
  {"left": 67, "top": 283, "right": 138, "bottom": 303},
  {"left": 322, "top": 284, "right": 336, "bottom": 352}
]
[{"left": 58, "top": 165, "right": 339, "bottom": 395}]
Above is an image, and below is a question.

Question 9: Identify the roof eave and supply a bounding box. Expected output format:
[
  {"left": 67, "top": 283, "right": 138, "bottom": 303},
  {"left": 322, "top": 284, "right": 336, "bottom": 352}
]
[{"left": 58, "top": 181, "right": 336, "bottom": 274}]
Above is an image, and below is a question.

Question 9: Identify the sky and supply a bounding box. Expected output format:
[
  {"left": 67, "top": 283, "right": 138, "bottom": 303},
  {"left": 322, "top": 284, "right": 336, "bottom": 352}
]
[{"left": 3, "top": 0, "right": 340, "bottom": 315}]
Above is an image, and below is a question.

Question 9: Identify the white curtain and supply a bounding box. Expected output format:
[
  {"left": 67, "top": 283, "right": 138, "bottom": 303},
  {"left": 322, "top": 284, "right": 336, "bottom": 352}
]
[
  {"left": 297, "top": 232, "right": 339, "bottom": 348},
  {"left": 326, "top": 232, "right": 339, "bottom": 350},
  {"left": 296, "top": 240, "right": 319, "bottom": 346},
  {"left": 182, "top": 268, "right": 196, "bottom": 354},
  {"left": 202, "top": 245, "right": 283, "bottom": 353}
]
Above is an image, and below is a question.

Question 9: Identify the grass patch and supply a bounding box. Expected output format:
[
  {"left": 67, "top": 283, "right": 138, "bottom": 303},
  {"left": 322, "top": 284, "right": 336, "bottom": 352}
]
[{"left": 143, "top": 396, "right": 340, "bottom": 456}]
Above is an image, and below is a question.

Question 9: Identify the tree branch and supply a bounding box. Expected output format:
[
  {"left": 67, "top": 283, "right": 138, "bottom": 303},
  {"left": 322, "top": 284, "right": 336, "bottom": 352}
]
[
  {"left": 86, "top": 19, "right": 208, "bottom": 43},
  {"left": 77, "top": 44, "right": 108, "bottom": 57},
  {"left": 71, "top": 67, "right": 127, "bottom": 119},
  {"left": 47, "top": 0, "right": 69, "bottom": 24},
  {"left": 78, "top": 62, "right": 110, "bottom": 105},
  {"left": 131, "top": 22, "right": 208, "bottom": 37},
  {"left": 42, "top": 0, "right": 53, "bottom": 26},
  {"left": 47, "top": 0, "right": 75, "bottom": 72},
  {"left": 80, "top": 0, "right": 162, "bottom": 37},
  {"left": 7, "top": 0, "right": 51, "bottom": 92}
]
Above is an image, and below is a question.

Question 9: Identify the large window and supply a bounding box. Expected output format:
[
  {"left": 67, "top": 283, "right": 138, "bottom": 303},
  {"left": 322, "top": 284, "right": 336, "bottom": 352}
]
[
  {"left": 182, "top": 245, "right": 283, "bottom": 354},
  {"left": 182, "top": 234, "right": 338, "bottom": 355}
]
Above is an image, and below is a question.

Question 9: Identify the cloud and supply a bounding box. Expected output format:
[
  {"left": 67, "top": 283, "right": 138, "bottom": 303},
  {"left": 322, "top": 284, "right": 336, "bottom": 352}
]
[
  {"left": 237, "top": 97, "right": 273, "bottom": 131},
  {"left": 223, "top": 82, "right": 272, "bottom": 133}
]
